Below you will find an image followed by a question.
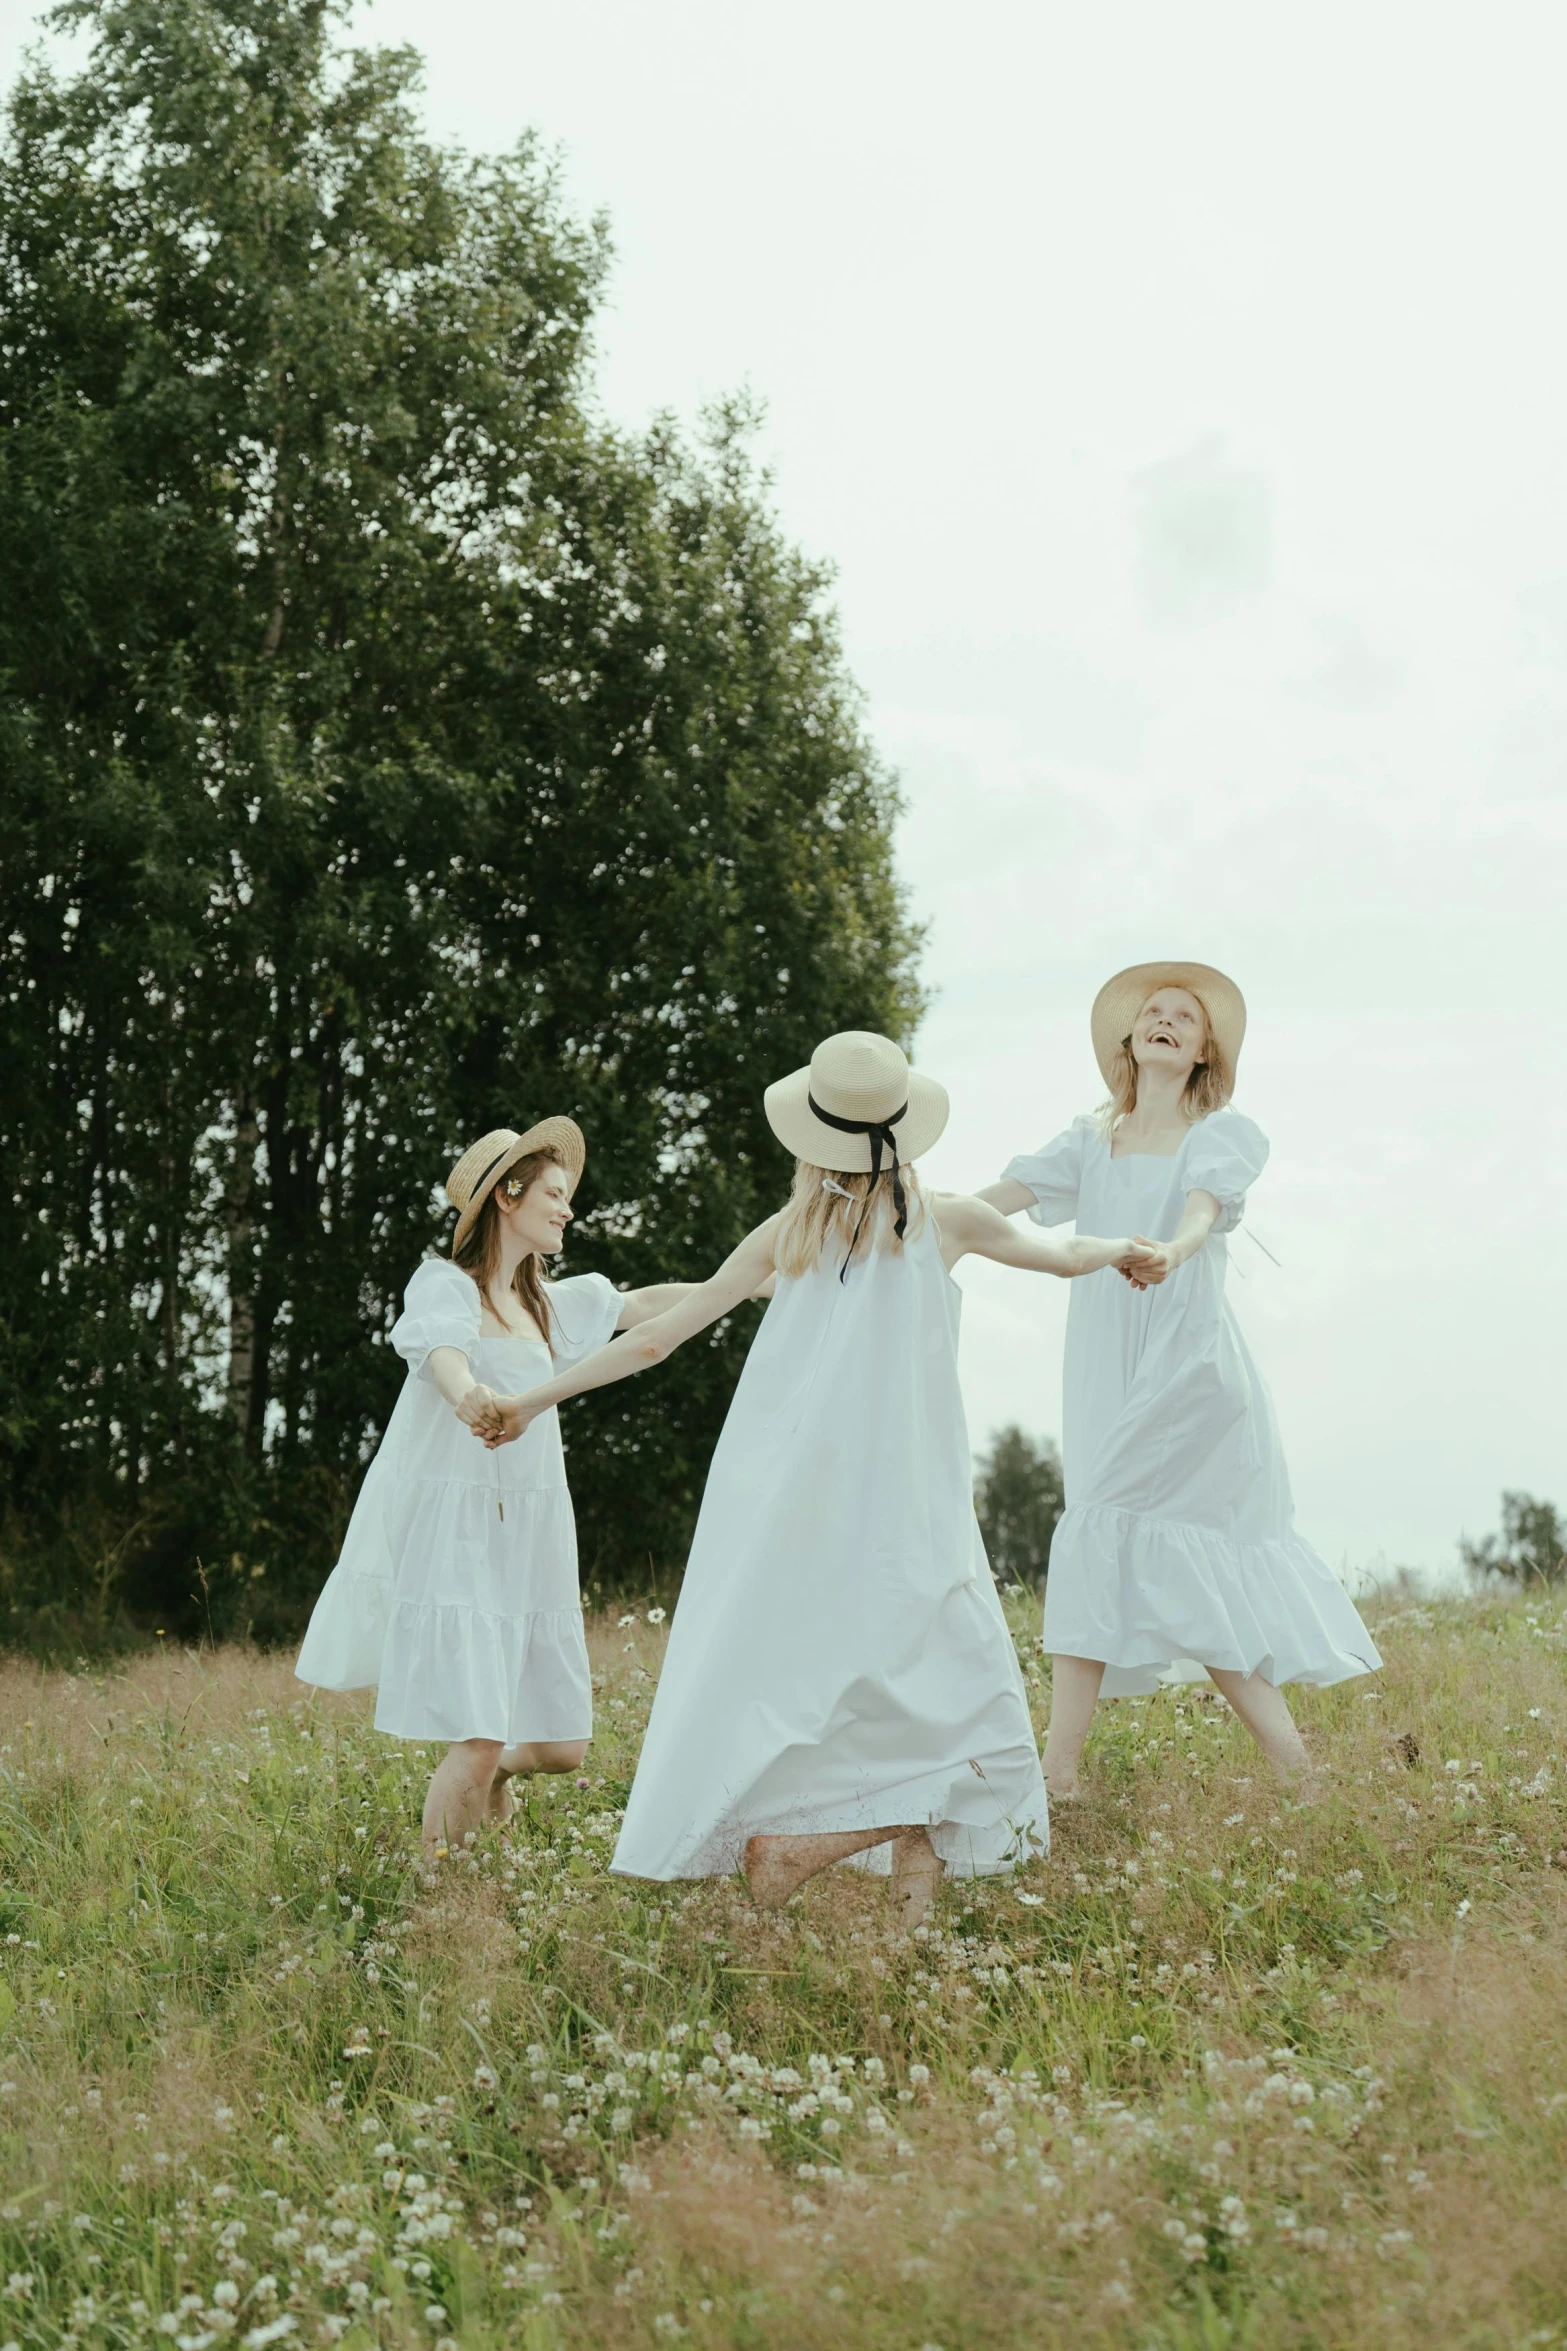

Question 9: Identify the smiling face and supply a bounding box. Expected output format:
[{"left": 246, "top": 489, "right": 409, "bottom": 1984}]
[
  {"left": 1130, "top": 987, "right": 1210, "bottom": 1084},
  {"left": 497, "top": 1158, "right": 574, "bottom": 1257}
]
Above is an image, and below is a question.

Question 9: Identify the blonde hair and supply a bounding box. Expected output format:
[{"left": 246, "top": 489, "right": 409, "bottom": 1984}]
[
  {"left": 1101, "top": 986, "right": 1228, "bottom": 1129},
  {"left": 773, "top": 1159, "right": 928, "bottom": 1280},
  {"left": 452, "top": 1146, "right": 565, "bottom": 1342}
]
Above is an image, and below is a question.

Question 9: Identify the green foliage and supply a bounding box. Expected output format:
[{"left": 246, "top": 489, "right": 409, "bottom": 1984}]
[
  {"left": 974, "top": 1422, "right": 1064, "bottom": 1588},
  {"left": 1460, "top": 1491, "right": 1565, "bottom": 1587},
  {"left": 0, "top": 0, "right": 922, "bottom": 1641}
]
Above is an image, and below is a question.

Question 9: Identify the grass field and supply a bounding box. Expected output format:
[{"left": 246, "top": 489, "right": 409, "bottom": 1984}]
[{"left": 2, "top": 1590, "right": 1565, "bottom": 2350}]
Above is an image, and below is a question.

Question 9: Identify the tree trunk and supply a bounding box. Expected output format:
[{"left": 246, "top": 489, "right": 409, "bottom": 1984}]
[{"left": 225, "top": 1095, "right": 259, "bottom": 1436}]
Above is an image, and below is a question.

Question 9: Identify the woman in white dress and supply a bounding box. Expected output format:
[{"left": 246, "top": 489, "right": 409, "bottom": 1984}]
[
  {"left": 296, "top": 1119, "right": 702, "bottom": 1856},
  {"left": 983, "top": 961, "right": 1381, "bottom": 1796},
  {"left": 470, "top": 1032, "right": 1155, "bottom": 1923}
]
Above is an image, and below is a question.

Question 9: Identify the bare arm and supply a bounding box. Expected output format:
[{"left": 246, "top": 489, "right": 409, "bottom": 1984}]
[
  {"left": 934, "top": 1194, "right": 1156, "bottom": 1279},
  {"left": 425, "top": 1345, "right": 499, "bottom": 1421},
  {"left": 614, "top": 1269, "right": 775, "bottom": 1330},
  {"left": 614, "top": 1280, "right": 697, "bottom": 1330},
  {"left": 1124, "top": 1189, "right": 1221, "bottom": 1286},
  {"left": 468, "top": 1219, "right": 781, "bottom": 1442},
  {"left": 974, "top": 1178, "right": 1036, "bottom": 1218}
]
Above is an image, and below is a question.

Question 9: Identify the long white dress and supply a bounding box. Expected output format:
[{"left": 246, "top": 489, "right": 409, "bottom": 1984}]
[
  {"left": 295, "top": 1258, "right": 622, "bottom": 1742},
  {"left": 612, "top": 1216, "right": 1050, "bottom": 1882},
  {"left": 1004, "top": 1108, "right": 1381, "bottom": 1698}
]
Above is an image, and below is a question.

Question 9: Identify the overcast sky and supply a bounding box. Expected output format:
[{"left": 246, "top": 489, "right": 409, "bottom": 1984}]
[{"left": 6, "top": 1, "right": 1561, "bottom": 1582}]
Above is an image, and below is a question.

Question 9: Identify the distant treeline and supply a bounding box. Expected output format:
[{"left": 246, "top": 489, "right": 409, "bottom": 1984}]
[{"left": 0, "top": 0, "right": 921, "bottom": 1648}]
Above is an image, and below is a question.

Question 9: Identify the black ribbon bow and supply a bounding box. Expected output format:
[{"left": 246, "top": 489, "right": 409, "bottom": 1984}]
[{"left": 807, "top": 1092, "right": 909, "bottom": 1280}]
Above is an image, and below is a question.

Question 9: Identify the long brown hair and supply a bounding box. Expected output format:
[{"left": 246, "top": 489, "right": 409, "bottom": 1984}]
[
  {"left": 773, "top": 1159, "right": 928, "bottom": 1279},
  {"left": 452, "top": 1147, "right": 565, "bottom": 1342},
  {"left": 1101, "top": 987, "right": 1228, "bottom": 1128}
]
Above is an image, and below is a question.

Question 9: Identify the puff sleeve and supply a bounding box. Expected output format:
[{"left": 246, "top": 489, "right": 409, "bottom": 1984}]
[
  {"left": 390, "top": 1258, "right": 482, "bottom": 1381},
  {"left": 1183, "top": 1110, "right": 1269, "bottom": 1236},
  {"left": 1003, "top": 1116, "right": 1092, "bottom": 1227},
  {"left": 546, "top": 1271, "right": 623, "bottom": 1370}
]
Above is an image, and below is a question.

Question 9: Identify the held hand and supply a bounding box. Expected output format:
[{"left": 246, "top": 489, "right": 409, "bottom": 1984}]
[
  {"left": 455, "top": 1382, "right": 500, "bottom": 1430},
  {"left": 1118, "top": 1235, "right": 1176, "bottom": 1288},
  {"left": 474, "top": 1390, "right": 551, "bottom": 1449},
  {"left": 1075, "top": 1234, "right": 1160, "bottom": 1279}
]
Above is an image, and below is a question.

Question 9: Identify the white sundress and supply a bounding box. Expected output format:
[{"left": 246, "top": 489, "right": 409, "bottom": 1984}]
[
  {"left": 1004, "top": 1107, "right": 1381, "bottom": 1698},
  {"left": 295, "top": 1257, "right": 622, "bottom": 1743},
  {"left": 612, "top": 1215, "right": 1050, "bottom": 1882}
]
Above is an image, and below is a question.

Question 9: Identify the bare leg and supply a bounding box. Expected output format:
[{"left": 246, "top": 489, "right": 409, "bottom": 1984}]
[
  {"left": 1206, "top": 1667, "right": 1310, "bottom": 1779},
  {"left": 422, "top": 1738, "right": 504, "bottom": 1855},
  {"left": 889, "top": 1827, "right": 944, "bottom": 1928},
  {"left": 1041, "top": 1655, "right": 1106, "bottom": 1797},
  {"left": 488, "top": 1739, "right": 588, "bottom": 1821},
  {"left": 744, "top": 1824, "right": 916, "bottom": 1910}
]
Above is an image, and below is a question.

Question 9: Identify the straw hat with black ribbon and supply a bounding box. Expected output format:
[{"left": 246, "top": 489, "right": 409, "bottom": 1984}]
[
  {"left": 1090, "top": 961, "right": 1247, "bottom": 1102},
  {"left": 764, "top": 1031, "right": 948, "bottom": 1278},
  {"left": 446, "top": 1119, "right": 586, "bottom": 1254}
]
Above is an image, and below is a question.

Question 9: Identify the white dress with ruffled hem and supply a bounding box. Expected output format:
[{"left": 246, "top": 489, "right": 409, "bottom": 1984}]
[
  {"left": 611, "top": 1218, "right": 1050, "bottom": 1882},
  {"left": 1003, "top": 1109, "right": 1381, "bottom": 1699},
  {"left": 295, "top": 1258, "right": 622, "bottom": 1743}
]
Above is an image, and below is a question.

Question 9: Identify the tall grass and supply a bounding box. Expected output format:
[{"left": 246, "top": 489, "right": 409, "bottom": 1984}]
[{"left": 2, "top": 1592, "right": 1565, "bottom": 2348}]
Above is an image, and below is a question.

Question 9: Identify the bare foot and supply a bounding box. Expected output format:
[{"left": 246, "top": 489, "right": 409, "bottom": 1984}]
[
  {"left": 743, "top": 1834, "right": 817, "bottom": 1910},
  {"left": 889, "top": 1829, "right": 943, "bottom": 1928}
]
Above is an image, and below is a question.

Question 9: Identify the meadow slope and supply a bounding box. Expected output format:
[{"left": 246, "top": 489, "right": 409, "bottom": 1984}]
[{"left": 2, "top": 1593, "right": 1565, "bottom": 2350}]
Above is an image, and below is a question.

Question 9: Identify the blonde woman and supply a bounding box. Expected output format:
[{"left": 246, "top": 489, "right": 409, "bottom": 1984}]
[
  {"left": 983, "top": 961, "right": 1381, "bottom": 1796},
  {"left": 296, "top": 1120, "right": 700, "bottom": 1856},
  {"left": 468, "top": 1033, "right": 1154, "bottom": 1925}
]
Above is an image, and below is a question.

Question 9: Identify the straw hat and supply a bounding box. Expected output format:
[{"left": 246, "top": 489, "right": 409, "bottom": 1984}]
[
  {"left": 764, "top": 1031, "right": 949, "bottom": 1171},
  {"left": 446, "top": 1119, "right": 586, "bottom": 1253},
  {"left": 1090, "top": 961, "right": 1246, "bottom": 1100}
]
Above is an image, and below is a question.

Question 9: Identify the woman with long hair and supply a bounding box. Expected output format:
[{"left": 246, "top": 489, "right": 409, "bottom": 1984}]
[
  {"left": 296, "top": 1120, "right": 703, "bottom": 1856},
  {"left": 468, "top": 1032, "right": 1155, "bottom": 1924},
  {"left": 982, "top": 961, "right": 1380, "bottom": 1796}
]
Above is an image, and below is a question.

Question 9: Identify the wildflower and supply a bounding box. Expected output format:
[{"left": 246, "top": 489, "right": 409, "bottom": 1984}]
[
  {"left": 212, "top": 2285, "right": 240, "bottom": 2310},
  {"left": 1016, "top": 1889, "right": 1045, "bottom": 1908},
  {"left": 472, "top": 2064, "right": 498, "bottom": 2091},
  {"left": 646, "top": 1607, "right": 667, "bottom": 1625},
  {"left": 423, "top": 2307, "right": 448, "bottom": 2327},
  {"left": 618, "top": 1615, "right": 636, "bottom": 1628}
]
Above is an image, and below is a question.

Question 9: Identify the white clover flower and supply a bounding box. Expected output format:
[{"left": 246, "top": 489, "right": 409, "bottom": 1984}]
[
  {"left": 472, "top": 2064, "right": 498, "bottom": 2091},
  {"left": 212, "top": 2284, "right": 240, "bottom": 2310}
]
